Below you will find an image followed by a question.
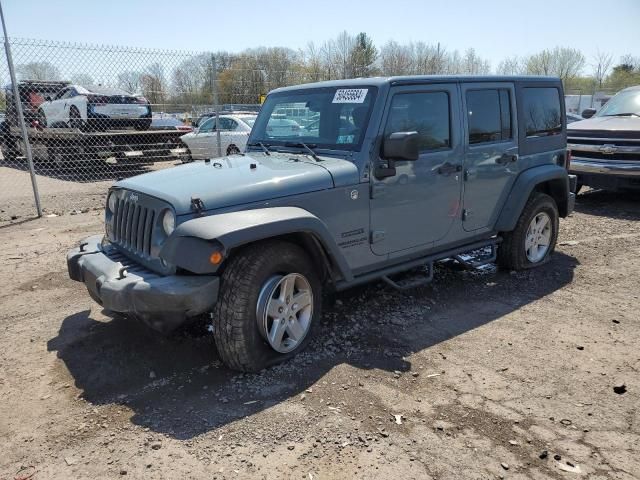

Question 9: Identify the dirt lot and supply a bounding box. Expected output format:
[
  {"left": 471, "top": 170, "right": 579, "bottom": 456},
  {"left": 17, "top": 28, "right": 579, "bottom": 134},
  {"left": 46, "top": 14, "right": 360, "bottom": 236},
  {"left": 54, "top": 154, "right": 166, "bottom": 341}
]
[{"left": 0, "top": 189, "right": 639, "bottom": 480}]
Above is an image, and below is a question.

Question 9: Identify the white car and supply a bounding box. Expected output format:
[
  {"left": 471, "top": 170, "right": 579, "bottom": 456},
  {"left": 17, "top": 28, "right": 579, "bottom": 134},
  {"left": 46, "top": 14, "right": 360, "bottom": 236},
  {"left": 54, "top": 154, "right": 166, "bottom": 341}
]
[
  {"left": 38, "top": 85, "right": 152, "bottom": 131},
  {"left": 180, "top": 114, "right": 256, "bottom": 160}
]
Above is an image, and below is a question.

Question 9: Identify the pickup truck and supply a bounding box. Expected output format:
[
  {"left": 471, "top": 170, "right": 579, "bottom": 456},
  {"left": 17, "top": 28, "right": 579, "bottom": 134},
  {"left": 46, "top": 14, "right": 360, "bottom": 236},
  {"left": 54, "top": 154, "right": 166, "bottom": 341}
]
[
  {"left": 569, "top": 85, "right": 640, "bottom": 192},
  {"left": 67, "top": 76, "right": 576, "bottom": 372}
]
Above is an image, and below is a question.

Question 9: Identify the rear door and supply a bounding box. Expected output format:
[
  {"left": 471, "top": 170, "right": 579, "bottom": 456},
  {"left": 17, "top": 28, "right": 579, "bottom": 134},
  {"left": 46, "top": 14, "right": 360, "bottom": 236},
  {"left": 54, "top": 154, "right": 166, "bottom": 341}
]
[{"left": 460, "top": 82, "right": 518, "bottom": 231}]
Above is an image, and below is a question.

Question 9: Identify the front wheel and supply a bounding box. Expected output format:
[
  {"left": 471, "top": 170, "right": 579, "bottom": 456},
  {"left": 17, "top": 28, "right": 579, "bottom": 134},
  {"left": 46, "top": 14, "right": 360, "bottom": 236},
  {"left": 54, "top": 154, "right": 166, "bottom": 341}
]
[
  {"left": 212, "top": 240, "right": 321, "bottom": 372},
  {"left": 497, "top": 192, "right": 559, "bottom": 271}
]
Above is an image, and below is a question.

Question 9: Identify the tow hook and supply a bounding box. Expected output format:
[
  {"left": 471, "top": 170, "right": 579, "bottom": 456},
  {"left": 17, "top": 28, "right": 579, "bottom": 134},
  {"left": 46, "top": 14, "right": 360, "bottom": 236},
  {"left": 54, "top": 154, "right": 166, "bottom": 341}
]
[{"left": 118, "top": 267, "right": 127, "bottom": 279}]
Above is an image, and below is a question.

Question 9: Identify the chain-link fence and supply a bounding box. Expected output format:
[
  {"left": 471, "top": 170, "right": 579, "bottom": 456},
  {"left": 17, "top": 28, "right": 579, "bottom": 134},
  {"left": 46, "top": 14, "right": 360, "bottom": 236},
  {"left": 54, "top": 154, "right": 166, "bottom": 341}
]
[{"left": 0, "top": 37, "right": 281, "bottom": 222}]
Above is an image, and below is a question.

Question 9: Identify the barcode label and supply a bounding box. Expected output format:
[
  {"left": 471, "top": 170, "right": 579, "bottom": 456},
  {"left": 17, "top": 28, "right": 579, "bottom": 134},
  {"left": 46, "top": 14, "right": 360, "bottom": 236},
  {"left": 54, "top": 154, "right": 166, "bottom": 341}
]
[{"left": 332, "top": 88, "right": 368, "bottom": 103}]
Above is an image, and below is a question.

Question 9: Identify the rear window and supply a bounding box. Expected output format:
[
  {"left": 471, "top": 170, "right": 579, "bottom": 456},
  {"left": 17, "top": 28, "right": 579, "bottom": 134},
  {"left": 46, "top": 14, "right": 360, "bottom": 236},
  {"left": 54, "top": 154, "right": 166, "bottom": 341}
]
[
  {"left": 467, "top": 89, "right": 512, "bottom": 144},
  {"left": 523, "top": 87, "right": 562, "bottom": 137}
]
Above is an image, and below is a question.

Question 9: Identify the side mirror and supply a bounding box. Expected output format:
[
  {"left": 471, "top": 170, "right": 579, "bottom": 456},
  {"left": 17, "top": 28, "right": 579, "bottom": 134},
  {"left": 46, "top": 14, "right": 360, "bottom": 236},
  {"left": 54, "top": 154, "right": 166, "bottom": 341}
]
[
  {"left": 581, "top": 108, "right": 596, "bottom": 119},
  {"left": 383, "top": 131, "right": 419, "bottom": 161}
]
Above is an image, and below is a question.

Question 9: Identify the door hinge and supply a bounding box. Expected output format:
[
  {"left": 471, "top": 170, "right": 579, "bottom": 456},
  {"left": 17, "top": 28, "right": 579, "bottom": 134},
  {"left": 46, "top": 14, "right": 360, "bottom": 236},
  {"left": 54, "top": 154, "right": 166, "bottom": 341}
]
[
  {"left": 370, "top": 183, "right": 386, "bottom": 199},
  {"left": 462, "top": 209, "right": 470, "bottom": 221},
  {"left": 371, "top": 230, "right": 385, "bottom": 244}
]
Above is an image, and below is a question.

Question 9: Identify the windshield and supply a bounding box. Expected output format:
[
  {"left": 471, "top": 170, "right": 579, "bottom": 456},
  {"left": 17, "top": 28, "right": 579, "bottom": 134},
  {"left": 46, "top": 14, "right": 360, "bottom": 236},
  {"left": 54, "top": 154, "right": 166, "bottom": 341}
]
[
  {"left": 597, "top": 89, "right": 640, "bottom": 117},
  {"left": 249, "top": 86, "right": 377, "bottom": 151}
]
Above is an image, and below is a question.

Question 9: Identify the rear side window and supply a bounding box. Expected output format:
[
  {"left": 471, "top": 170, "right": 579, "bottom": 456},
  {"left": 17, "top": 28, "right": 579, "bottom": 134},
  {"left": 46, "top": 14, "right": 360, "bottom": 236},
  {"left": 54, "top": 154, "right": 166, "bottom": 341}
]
[
  {"left": 523, "top": 87, "right": 562, "bottom": 137},
  {"left": 466, "top": 89, "right": 512, "bottom": 144},
  {"left": 385, "top": 91, "right": 450, "bottom": 152}
]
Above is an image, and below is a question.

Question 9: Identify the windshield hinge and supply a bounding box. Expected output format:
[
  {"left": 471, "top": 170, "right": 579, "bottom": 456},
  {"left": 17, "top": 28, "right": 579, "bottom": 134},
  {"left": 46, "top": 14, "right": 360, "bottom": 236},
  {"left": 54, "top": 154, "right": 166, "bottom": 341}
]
[{"left": 191, "top": 197, "right": 205, "bottom": 214}]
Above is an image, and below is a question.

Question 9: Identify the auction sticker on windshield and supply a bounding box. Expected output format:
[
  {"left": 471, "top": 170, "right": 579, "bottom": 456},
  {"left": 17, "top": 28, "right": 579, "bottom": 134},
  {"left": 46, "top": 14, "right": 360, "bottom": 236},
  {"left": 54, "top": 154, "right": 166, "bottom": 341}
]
[{"left": 333, "top": 89, "right": 368, "bottom": 103}]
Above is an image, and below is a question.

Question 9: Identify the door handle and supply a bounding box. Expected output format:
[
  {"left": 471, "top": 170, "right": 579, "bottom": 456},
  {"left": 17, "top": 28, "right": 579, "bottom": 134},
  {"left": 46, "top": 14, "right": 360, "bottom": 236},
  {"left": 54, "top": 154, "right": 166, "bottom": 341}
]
[
  {"left": 437, "top": 162, "right": 462, "bottom": 175},
  {"left": 496, "top": 153, "right": 518, "bottom": 165}
]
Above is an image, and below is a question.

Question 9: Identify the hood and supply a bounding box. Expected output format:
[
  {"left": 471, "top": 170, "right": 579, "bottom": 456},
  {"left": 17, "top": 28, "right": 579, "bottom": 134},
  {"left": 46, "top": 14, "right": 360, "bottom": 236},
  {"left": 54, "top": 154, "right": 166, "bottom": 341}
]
[
  {"left": 116, "top": 153, "right": 358, "bottom": 215},
  {"left": 568, "top": 115, "right": 640, "bottom": 133}
]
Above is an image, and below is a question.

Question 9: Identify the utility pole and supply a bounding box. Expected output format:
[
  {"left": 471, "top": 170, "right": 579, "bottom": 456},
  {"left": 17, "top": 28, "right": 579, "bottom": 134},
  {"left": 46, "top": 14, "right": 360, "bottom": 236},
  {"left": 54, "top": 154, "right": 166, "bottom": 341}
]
[{"left": 0, "top": 0, "right": 42, "bottom": 217}]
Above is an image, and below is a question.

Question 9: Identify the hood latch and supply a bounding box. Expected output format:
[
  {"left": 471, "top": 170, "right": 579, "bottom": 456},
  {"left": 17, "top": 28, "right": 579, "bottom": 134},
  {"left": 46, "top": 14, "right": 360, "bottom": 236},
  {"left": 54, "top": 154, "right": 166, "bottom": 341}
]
[{"left": 191, "top": 196, "right": 205, "bottom": 215}]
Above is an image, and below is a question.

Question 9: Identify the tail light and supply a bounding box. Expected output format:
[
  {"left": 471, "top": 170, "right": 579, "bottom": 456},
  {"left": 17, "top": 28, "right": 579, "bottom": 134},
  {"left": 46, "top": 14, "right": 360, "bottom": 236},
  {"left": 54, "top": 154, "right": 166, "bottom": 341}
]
[{"left": 566, "top": 149, "right": 572, "bottom": 170}]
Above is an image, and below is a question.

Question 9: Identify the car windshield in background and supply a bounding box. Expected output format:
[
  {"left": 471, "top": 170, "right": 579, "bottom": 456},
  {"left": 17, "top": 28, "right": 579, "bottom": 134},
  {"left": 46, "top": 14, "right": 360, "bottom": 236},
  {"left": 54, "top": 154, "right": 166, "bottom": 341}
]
[
  {"left": 249, "top": 87, "right": 377, "bottom": 151},
  {"left": 239, "top": 116, "right": 257, "bottom": 127},
  {"left": 597, "top": 89, "right": 640, "bottom": 117}
]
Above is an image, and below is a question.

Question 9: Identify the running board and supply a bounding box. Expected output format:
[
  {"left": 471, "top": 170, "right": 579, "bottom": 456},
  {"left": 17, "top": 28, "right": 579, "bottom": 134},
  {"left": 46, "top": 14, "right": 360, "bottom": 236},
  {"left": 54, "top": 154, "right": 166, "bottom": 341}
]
[
  {"left": 452, "top": 244, "right": 498, "bottom": 269},
  {"left": 335, "top": 237, "right": 501, "bottom": 292},
  {"left": 382, "top": 262, "right": 433, "bottom": 290}
]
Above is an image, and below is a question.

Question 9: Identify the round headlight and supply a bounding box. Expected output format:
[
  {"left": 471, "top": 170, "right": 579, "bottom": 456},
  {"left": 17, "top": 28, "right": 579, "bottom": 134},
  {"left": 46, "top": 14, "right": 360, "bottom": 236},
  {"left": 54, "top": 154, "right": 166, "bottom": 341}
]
[
  {"left": 162, "top": 209, "right": 176, "bottom": 236},
  {"left": 107, "top": 192, "right": 117, "bottom": 213}
]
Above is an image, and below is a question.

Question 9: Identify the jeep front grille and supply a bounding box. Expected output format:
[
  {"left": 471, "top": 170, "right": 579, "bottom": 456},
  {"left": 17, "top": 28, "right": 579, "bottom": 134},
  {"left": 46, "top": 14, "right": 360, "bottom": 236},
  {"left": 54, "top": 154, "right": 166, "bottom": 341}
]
[{"left": 112, "top": 197, "right": 156, "bottom": 256}]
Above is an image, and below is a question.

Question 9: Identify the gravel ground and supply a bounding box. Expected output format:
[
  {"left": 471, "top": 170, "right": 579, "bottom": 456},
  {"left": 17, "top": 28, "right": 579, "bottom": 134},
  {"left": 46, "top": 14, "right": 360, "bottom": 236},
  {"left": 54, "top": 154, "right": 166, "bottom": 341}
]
[{"left": 0, "top": 188, "right": 639, "bottom": 480}]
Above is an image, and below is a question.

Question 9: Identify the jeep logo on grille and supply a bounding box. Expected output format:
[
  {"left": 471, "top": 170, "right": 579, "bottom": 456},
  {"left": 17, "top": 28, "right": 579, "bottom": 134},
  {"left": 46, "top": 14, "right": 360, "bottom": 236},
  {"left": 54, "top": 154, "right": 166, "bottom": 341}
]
[
  {"left": 599, "top": 144, "right": 618, "bottom": 155},
  {"left": 129, "top": 193, "right": 139, "bottom": 202}
]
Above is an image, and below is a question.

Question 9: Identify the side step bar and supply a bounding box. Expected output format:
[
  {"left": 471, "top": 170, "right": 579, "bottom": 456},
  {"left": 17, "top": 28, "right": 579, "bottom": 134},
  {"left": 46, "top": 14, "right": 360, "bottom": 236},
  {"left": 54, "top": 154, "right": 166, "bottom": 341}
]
[{"left": 335, "top": 237, "right": 501, "bottom": 291}]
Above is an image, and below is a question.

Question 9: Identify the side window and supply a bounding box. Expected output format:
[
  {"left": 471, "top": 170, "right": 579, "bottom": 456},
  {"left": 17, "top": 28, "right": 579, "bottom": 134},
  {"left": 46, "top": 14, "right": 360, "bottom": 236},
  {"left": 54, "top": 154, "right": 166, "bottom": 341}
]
[
  {"left": 219, "top": 118, "right": 238, "bottom": 131},
  {"left": 54, "top": 88, "right": 68, "bottom": 100},
  {"left": 198, "top": 118, "right": 214, "bottom": 133},
  {"left": 523, "top": 87, "right": 562, "bottom": 137},
  {"left": 385, "top": 91, "right": 450, "bottom": 152},
  {"left": 466, "top": 89, "right": 512, "bottom": 144}
]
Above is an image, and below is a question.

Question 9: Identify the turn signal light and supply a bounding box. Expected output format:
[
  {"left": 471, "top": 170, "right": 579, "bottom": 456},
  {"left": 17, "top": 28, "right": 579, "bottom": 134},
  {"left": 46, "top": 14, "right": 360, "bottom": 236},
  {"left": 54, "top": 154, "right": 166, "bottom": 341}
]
[{"left": 209, "top": 251, "right": 223, "bottom": 265}]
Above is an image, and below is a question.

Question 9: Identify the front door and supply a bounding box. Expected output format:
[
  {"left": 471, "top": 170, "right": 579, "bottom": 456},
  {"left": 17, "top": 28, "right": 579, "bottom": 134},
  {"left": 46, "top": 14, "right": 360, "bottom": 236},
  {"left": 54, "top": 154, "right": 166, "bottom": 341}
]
[
  {"left": 370, "top": 84, "right": 463, "bottom": 256},
  {"left": 460, "top": 83, "right": 519, "bottom": 231}
]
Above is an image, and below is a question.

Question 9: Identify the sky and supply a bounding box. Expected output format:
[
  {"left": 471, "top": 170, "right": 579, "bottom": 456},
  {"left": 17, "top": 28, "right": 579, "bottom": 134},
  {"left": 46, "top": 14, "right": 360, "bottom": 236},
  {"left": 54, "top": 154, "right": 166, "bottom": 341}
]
[{"left": 2, "top": 0, "right": 639, "bottom": 71}]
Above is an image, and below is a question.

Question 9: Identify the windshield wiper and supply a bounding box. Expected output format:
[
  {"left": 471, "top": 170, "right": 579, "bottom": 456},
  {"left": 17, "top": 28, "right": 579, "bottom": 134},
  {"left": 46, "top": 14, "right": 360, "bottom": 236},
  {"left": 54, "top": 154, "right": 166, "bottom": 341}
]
[
  {"left": 603, "top": 113, "right": 640, "bottom": 117},
  {"left": 247, "top": 141, "right": 271, "bottom": 155},
  {"left": 284, "top": 142, "right": 321, "bottom": 161}
]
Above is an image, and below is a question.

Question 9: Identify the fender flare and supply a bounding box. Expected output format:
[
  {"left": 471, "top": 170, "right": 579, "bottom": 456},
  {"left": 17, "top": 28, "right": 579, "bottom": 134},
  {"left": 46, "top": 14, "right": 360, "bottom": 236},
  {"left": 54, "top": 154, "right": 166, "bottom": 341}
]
[
  {"left": 495, "top": 165, "right": 569, "bottom": 232},
  {"left": 159, "top": 206, "right": 353, "bottom": 281}
]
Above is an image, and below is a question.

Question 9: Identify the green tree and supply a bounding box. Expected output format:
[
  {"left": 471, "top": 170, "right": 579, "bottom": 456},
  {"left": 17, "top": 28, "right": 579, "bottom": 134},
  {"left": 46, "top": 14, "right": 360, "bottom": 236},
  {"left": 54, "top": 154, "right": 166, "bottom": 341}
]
[{"left": 350, "top": 33, "right": 378, "bottom": 77}]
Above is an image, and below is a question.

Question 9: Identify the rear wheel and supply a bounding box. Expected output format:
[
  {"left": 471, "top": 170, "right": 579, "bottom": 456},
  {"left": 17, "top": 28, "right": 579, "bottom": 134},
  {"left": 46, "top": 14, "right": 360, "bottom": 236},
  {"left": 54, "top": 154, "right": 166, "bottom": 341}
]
[
  {"left": 226, "top": 144, "right": 241, "bottom": 156},
  {"left": 68, "top": 106, "right": 85, "bottom": 131},
  {"left": 212, "top": 240, "right": 321, "bottom": 372},
  {"left": 497, "top": 192, "right": 559, "bottom": 271}
]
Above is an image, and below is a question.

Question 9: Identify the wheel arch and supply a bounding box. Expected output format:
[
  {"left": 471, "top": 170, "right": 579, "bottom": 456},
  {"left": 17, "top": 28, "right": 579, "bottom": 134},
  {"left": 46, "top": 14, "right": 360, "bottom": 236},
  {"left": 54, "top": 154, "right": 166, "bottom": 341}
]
[
  {"left": 159, "top": 207, "right": 353, "bottom": 284},
  {"left": 495, "top": 165, "right": 570, "bottom": 232}
]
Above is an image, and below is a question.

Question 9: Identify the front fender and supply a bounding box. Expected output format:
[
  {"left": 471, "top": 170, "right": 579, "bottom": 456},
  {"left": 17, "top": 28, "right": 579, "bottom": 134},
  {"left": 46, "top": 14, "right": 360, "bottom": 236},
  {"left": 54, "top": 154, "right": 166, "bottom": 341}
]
[
  {"left": 495, "top": 165, "right": 570, "bottom": 232},
  {"left": 159, "top": 207, "right": 353, "bottom": 280}
]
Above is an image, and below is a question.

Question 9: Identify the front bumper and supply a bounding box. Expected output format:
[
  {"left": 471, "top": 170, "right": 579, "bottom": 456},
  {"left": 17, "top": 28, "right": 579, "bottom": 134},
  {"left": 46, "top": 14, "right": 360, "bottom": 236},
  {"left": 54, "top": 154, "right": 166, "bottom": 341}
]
[
  {"left": 570, "top": 158, "right": 640, "bottom": 178},
  {"left": 67, "top": 235, "right": 219, "bottom": 333},
  {"left": 570, "top": 158, "right": 640, "bottom": 190}
]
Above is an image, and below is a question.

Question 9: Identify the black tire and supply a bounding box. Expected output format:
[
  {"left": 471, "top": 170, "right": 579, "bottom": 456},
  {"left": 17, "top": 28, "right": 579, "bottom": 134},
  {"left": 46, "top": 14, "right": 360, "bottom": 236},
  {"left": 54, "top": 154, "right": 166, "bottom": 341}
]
[
  {"left": 37, "top": 109, "right": 47, "bottom": 129},
  {"left": 497, "top": 192, "right": 559, "bottom": 271},
  {"left": 68, "top": 106, "right": 85, "bottom": 131},
  {"left": 1, "top": 139, "right": 18, "bottom": 162},
  {"left": 226, "top": 144, "right": 240, "bottom": 156},
  {"left": 179, "top": 145, "right": 193, "bottom": 163},
  {"left": 212, "top": 240, "right": 322, "bottom": 372}
]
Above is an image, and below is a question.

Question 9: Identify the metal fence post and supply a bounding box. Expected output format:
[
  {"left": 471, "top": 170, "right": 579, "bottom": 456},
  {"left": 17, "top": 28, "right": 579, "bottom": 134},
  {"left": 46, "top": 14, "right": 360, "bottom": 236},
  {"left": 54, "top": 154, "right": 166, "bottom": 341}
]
[
  {"left": 0, "top": 1, "right": 42, "bottom": 217},
  {"left": 211, "top": 54, "right": 222, "bottom": 158}
]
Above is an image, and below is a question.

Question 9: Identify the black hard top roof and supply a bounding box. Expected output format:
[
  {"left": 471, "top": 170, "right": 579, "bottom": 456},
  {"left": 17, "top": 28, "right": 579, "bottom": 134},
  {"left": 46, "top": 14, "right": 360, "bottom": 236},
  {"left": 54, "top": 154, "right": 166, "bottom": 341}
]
[{"left": 271, "top": 75, "right": 561, "bottom": 94}]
